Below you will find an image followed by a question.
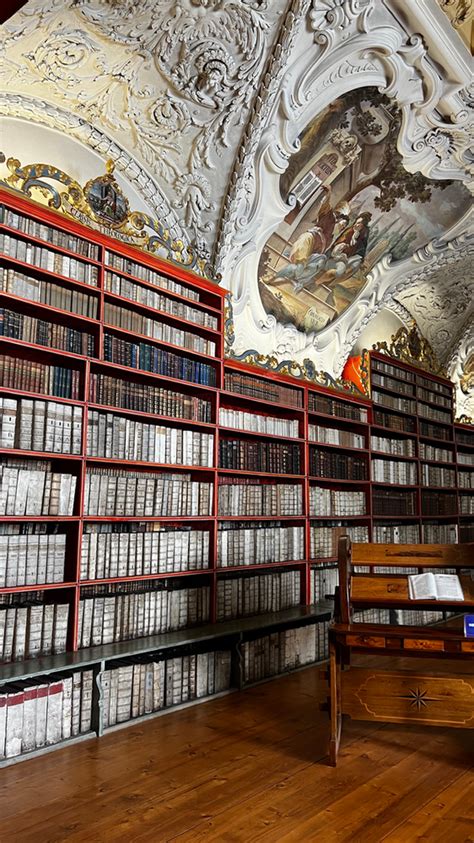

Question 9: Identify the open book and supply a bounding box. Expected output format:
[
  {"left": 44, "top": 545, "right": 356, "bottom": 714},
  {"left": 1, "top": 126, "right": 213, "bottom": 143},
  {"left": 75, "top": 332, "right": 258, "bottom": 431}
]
[{"left": 408, "top": 573, "right": 464, "bottom": 602}]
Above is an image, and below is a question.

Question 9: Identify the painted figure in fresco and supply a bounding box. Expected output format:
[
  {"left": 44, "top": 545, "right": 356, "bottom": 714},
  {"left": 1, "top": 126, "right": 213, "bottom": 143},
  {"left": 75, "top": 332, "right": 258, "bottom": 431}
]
[
  {"left": 274, "top": 191, "right": 351, "bottom": 291},
  {"left": 292, "top": 210, "right": 372, "bottom": 292}
]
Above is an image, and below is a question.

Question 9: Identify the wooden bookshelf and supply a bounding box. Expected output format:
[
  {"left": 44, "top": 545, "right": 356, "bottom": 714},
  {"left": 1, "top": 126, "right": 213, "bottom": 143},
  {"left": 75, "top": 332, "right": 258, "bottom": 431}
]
[{"left": 0, "top": 188, "right": 472, "bottom": 762}]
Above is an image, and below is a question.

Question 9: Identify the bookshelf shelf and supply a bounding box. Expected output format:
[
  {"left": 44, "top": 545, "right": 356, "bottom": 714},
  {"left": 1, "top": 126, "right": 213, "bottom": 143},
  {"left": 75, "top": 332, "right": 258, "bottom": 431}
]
[{"left": 0, "top": 189, "right": 472, "bottom": 764}]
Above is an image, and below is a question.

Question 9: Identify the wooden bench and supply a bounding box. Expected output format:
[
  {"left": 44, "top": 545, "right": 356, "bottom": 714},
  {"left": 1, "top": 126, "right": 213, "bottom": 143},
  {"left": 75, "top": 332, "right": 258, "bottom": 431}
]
[{"left": 327, "top": 539, "right": 474, "bottom": 765}]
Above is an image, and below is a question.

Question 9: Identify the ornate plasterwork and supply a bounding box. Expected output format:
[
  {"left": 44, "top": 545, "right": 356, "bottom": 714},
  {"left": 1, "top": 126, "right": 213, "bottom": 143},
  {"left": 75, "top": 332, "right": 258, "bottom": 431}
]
[
  {"left": 216, "top": 0, "right": 473, "bottom": 397},
  {"left": 395, "top": 253, "right": 473, "bottom": 365},
  {"left": 449, "top": 321, "right": 474, "bottom": 420},
  {"left": 1, "top": 0, "right": 287, "bottom": 253},
  {"left": 1, "top": 155, "right": 217, "bottom": 278},
  {"left": 372, "top": 323, "right": 446, "bottom": 376},
  {"left": 215, "top": 0, "right": 473, "bottom": 278}
]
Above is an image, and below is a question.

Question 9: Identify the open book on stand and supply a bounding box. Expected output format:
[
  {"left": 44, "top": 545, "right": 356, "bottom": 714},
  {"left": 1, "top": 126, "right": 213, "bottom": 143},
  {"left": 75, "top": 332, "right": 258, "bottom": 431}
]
[{"left": 408, "top": 573, "right": 464, "bottom": 602}]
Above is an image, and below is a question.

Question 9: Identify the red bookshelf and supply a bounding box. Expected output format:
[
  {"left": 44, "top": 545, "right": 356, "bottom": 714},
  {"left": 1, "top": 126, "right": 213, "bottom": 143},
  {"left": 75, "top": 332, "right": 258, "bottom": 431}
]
[{"left": 0, "top": 187, "right": 472, "bottom": 762}]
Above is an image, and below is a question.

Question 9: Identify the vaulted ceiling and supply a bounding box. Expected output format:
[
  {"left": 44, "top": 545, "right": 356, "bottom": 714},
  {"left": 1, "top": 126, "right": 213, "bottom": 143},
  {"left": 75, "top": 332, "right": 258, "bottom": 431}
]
[{"left": 0, "top": 0, "right": 473, "bottom": 413}]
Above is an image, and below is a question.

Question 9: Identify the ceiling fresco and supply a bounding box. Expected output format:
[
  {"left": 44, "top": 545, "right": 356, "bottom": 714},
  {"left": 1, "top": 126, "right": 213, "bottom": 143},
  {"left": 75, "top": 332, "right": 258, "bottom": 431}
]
[{"left": 257, "top": 87, "right": 470, "bottom": 336}]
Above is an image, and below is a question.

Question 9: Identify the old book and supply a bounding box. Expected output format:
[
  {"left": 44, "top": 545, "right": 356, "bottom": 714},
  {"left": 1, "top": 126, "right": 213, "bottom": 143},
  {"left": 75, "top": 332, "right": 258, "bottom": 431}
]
[
  {"left": 80, "top": 670, "right": 93, "bottom": 733},
  {"left": 45, "top": 681, "right": 63, "bottom": 746},
  {"left": 5, "top": 690, "right": 23, "bottom": 757},
  {"left": 408, "top": 573, "right": 464, "bottom": 601}
]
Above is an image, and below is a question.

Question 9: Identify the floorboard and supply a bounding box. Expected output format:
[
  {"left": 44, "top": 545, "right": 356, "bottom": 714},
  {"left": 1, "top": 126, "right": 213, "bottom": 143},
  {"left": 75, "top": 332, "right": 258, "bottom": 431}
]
[{"left": 1, "top": 665, "right": 472, "bottom": 843}]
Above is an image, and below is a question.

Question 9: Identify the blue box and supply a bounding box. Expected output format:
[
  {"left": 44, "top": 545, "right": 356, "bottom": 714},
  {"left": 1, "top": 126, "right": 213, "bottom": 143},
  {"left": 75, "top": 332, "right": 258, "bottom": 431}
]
[{"left": 464, "top": 615, "right": 474, "bottom": 638}]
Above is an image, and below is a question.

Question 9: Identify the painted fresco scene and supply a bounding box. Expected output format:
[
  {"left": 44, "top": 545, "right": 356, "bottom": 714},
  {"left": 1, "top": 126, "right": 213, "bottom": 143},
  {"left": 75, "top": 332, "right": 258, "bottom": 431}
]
[{"left": 258, "top": 87, "right": 469, "bottom": 334}]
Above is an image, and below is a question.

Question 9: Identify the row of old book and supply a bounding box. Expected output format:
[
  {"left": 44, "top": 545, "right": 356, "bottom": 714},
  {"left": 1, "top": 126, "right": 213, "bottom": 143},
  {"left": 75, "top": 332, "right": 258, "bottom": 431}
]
[
  {"left": 421, "top": 464, "right": 456, "bottom": 487},
  {"left": 459, "top": 472, "right": 474, "bottom": 488},
  {"left": 0, "top": 397, "right": 83, "bottom": 453},
  {"left": 243, "top": 624, "right": 327, "bottom": 684},
  {"left": 419, "top": 442, "right": 453, "bottom": 461},
  {"left": 80, "top": 525, "right": 211, "bottom": 580},
  {"left": 0, "top": 205, "right": 100, "bottom": 260},
  {"left": 216, "top": 570, "right": 301, "bottom": 621},
  {"left": 0, "top": 529, "right": 66, "bottom": 588},
  {"left": 104, "top": 302, "right": 216, "bottom": 356},
  {"left": 217, "top": 524, "right": 305, "bottom": 567},
  {"left": 309, "top": 424, "right": 365, "bottom": 449},
  {"left": 0, "top": 234, "right": 99, "bottom": 285},
  {"left": 310, "top": 524, "right": 369, "bottom": 558},
  {"left": 102, "top": 651, "right": 231, "bottom": 728},
  {"left": 78, "top": 585, "right": 210, "bottom": 648},
  {"left": 0, "top": 307, "right": 95, "bottom": 357},
  {"left": 371, "top": 458, "right": 417, "bottom": 485},
  {"left": 418, "top": 402, "right": 451, "bottom": 424},
  {"left": 372, "top": 389, "right": 416, "bottom": 415},
  {"left": 103, "top": 334, "right": 217, "bottom": 386},
  {"left": 0, "top": 460, "right": 77, "bottom": 516},
  {"left": 372, "top": 358, "right": 415, "bottom": 382},
  {"left": 219, "top": 439, "right": 301, "bottom": 474},
  {"left": 104, "top": 271, "right": 218, "bottom": 329},
  {"left": 373, "top": 408, "right": 415, "bottom": 434},
  {"left": 89, "top": 372, "right": 212, "bottom": 422},
  {"left": 0, "top": 669, "right": 94, "bottom": 759},
  {"left": 417, "top": 386, "right": 452, "bottom": 408},
  {"left": 309, "top": 449, "right": 368, "bottom": 481},
  {"left": 219, "top": 407, "right": 299, "bottom": 438},
  {"left": 371, "top": 372, "right": 416, "bottom": 397},
  {"left": 0, "top": 354, "right": 81, "bottom": 400},
  {"left": 223, "top": 371, "right": 302, "bottom": 408},
  {"left": 309, "top": 487, "right": 366, "bottom": 517},
  {"left": 422, "top": 491, "right": 458, "bottom": 515},
  {"left": 372, "top": 489, "right": 416, "bottom": 516},
  {"left": 0, "top": 267, "right": 98, "bottom": 319},
  {"left": 460, "top": 495, "right": 474, "bottom": 514},
  {"left": 0, "top": 599, "right": 69, "bottom": 662},
  {"left": 371, "top": 434, "right": 416, "bottom": 457},
  {"left": 217, "top": 479, "right": 303, "bottom": 517},
  {"left": 419, "top": 419, "right": 451, "bottom": 441},
  {"left": 104, "top": 250, "right": 201, "bottom": 303},
  {"left": 308, "top": 393, "right": 368, "bottom": 422},
  {"left": 87, "top": 411, "right": 214, "bottom": 466},
  {"left": 84, "top": 468, "right": 213, "bottom": 517}
]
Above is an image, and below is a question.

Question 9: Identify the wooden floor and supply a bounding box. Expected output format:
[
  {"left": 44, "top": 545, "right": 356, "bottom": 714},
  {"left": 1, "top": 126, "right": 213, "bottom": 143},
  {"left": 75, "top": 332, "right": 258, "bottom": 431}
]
[{"left": 1, "top": 665, "right": 473, "bottom": 843}]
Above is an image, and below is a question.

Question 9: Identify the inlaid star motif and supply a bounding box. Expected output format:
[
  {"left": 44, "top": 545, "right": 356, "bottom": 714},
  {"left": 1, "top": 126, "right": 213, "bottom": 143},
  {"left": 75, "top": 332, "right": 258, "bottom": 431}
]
[{"left": 397, "top": 687, "right": 441, "bottom": 711}]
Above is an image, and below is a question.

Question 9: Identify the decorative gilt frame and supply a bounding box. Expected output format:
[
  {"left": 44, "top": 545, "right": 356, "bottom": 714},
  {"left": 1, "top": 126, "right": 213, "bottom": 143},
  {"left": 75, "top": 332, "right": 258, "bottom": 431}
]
[{"left": 0, "top": 154, "right": 218, "bottom": 282}]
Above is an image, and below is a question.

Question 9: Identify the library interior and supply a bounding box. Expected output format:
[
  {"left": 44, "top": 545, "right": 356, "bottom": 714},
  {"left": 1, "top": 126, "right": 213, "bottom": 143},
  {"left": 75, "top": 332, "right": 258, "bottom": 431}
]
[{"left": 0, "top": 0, "right": 472, "bottom": 840}]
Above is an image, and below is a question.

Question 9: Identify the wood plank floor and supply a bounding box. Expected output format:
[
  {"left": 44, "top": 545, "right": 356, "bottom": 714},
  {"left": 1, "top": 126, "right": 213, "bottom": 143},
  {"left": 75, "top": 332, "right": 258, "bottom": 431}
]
[{"left": 1, "top": 665, "right": 473, "bottom": 843}]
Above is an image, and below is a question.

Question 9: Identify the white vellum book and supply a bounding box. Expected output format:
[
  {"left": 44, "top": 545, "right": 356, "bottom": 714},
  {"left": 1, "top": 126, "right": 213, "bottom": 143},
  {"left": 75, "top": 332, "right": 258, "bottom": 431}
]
[{"left": 408, "top": 573, "right": 464, "bottom": 601}]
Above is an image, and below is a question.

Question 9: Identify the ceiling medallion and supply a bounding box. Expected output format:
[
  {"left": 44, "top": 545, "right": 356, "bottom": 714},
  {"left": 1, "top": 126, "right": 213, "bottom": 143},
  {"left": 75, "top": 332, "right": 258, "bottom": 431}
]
[
  {"left": 1, "top": 153, "right": 218, "bottom": 282},
  {"left": 372, "top": 323, "right": 446, "bottom": 377}
]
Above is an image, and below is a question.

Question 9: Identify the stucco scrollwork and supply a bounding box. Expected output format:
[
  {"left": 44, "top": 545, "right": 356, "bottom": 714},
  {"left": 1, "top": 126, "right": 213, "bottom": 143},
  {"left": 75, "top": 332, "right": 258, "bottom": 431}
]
[{"left": 309, "top": 0, "right": 374, "bottom": 52}]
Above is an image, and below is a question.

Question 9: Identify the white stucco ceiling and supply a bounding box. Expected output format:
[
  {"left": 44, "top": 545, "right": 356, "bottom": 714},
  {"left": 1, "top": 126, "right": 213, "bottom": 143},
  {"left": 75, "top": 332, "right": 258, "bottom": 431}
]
[{"left": 0, "top": 0, "right": 472, "bottom": 411}]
